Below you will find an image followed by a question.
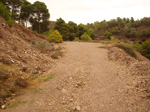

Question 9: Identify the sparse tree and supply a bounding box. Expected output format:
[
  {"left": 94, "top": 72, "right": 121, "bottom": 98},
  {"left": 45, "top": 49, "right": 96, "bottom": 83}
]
[
  {"left": 29, "top": 1, "right": 50, "bottom": 33},
  {"left": 19, "top": 0, "right": 31, "bottom": 27}
]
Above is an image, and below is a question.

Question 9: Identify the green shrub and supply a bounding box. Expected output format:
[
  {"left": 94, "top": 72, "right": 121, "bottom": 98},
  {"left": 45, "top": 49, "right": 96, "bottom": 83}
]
[
  {"left": 105, "top": 31, "right": 112, "bottom": 40},
  {"left": 104, "top": 38, "right": 110, "bottom": 41},
  {"left": 7, "top": 19, "right": 13, "bottom": 27},
  {"left": 73, "top": 37, "right": 80, "bottom": 41},
  {"left": 140, "top": 42, "right": 150, "bottom": 59},
  {"left": 47, "top": 30, "right": 63, "bottom": 43},
  {"left": 140, "top": 28, "right": 150, "bottom": 37},
  {"left": 134, "top": 42, "right": 150, "bottom": 59},
  {"left": 111, "top": 27, "right": 119, "bottom": 34},
  {"left": 43, "top": 29, "right": 54, "bottom": 37},
  {"left": 134, "top": 43, "right": 142, "bottom": 52},
  {"left": 128, "top": 28, "right": 137, "bottom": 37},
  {"left": 0, "top": 2, "right": 13, "bottom": 27},
  {"left": 111, "top": 38, "right": 120, "bottom": 42},
  {"left": 80, "top": 32, "right": 92, "bottom": 41},
  {"left": 116, "top": 43, "right": 137, "bottom": 58},
  {"left": 125, "top": 28, "right": 137, "bottom": 38}
]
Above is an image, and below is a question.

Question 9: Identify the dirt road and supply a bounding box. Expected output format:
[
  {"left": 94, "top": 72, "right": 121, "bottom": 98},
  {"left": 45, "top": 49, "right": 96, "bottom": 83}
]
[{"left": 4, "top": 42, "right": 149, "bottom": 112}]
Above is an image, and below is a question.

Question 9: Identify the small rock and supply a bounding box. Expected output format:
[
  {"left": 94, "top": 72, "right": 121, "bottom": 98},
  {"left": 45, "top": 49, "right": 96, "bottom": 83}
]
[
  {"left": 69, "top": 99, "right": 73, "bottom": 102},
  {"left": 48, "top": 103, "right": 51, "bottom": 106},
  {"left": 69, "top": 77, "right": 73, "bottom": 80},
  {"left": 1, "top": 105, "right": 6, "bottom": 109},
  {"left": 11, "top": 60, "right": 15, "bottom": 63},
  {"left": 75, "top": 106, "right": 81, "bottom": 111},
  {"left": 11, "top": 94, "right": 17, "bottom": 97},
  {"left": 62, "top": 89, "right": 67, "bottom": 93},
  {"left": 61, "top": 101, "right": 66, "bottom": 105},
  {"left": 22, "top": 67, "right": 27, "bottom": 72}
]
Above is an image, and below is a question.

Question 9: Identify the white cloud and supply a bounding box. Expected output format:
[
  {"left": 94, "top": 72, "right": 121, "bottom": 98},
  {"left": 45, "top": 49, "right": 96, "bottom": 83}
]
[{"left": 28, "top": 0, "right": 150, "bottom": 24}]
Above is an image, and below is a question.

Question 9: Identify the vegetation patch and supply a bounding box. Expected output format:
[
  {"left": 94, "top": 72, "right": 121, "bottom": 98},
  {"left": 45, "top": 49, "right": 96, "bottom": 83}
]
[
  {"left": 105, "top": 31, "right": 112, "bottom": 40},
  {"left": 51, "top": 51, "right": 63, "bottom": 59},
  {"left": 111, "top": 38, "right": 120, "bottom": 42},
  {"left": 15, "top": 78, "right": 28, "bottom": 88},
  {"left": 33, "top": 88, "right": 44, "bottom": 94},
  {"left": 115, "top": 43, "right": 137, "bottom": 59},
  {"left": 8, "top": 100, "right": 28, "bottom": 108},
  {"left": 73, "top": 37, "right": 80, "bottom": 41},
  {"left": 80, "top": 32, "right": 92, "bottom": 41},
  {"left": 134, "top": 42, "right": 150, "bottom": 59},
  {"left": 44, "top": 74, "right": 56, "bottom": 82},
  {"left": 29, "top": 99, "right": 35, "bottom": 104},
  {"left": 33, "top": 40, "right": 55, "bottom": 52},
  {"left": 47, "top": 30, "right": 63, "bottom": 43}
]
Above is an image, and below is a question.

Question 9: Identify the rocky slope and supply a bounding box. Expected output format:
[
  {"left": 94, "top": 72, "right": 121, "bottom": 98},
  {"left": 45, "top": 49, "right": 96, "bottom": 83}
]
[
  {"left": 0, "top": 17, "right": 54, "bottom": 107},
  {"left": 0, "top": 17, "right": 52, "bottom": 73}
]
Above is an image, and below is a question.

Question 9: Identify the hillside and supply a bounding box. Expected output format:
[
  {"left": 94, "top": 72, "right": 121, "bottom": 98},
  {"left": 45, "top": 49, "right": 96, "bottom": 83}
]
[
  {"left": 0, "top": 17, "right": 58, "bottom": 107},
  {"left": 0, "top": 17, "right": 52, "bottom": 73}
]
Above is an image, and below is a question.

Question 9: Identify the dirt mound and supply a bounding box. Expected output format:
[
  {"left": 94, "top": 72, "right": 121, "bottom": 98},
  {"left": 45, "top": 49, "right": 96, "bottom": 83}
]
[
  {"left": 108, "top": 47, "right": 150, "bottom": 76},
  {"left": 108, "top": 47, "right": 138, "bottom": 66},
  {"left": 108, "top": 46, "right": 150, "bottom": 100}
]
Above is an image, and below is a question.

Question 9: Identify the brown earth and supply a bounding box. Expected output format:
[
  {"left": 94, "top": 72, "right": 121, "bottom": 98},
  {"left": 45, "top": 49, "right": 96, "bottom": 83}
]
[
  {"left": 3, "top": 42, "right": 150, "bottom": 112},
  {"left": 0, "top": 17, "right": 52, "bottom": 74},
  {"left": 0, "top": 17, "right": 55, "bottom": 106}
]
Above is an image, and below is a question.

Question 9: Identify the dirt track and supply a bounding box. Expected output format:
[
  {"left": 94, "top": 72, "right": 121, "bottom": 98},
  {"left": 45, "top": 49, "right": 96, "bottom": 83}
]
[{"left": 4, "top": 42, "right": 150, "bottom": 112}]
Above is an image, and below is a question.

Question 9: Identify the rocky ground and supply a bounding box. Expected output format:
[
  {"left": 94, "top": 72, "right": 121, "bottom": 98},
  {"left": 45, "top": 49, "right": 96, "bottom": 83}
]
[{"left": 2, "top": 42, "right": 150, "bottom": 112}]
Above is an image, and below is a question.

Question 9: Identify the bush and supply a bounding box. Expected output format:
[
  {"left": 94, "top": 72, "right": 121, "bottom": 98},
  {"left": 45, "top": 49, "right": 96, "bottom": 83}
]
[
  {"left": 111, "top": 38, "right": 120, "bottom": 42},
  {"left": 73, "top": 37, "right": 80, "bottom": 41},
  {"left": 111, "top": 27, "right": 119, "bottom": 34},
  {"left": 43, "top": 29, "right": 54, "bottom": 37},
  {"left": 80, "top": 32, "right": 92, "bottom": 41},
  {"left": 128, "top": 28, "right": 137, "bottom": 37},
  {"left": 34, "top": 40, "right": 54, "bottom": 52},
  {"left": 134, "top": 43, "right": 142, "bottom": 52},
  {"left": 51, "top": 51, "right": 63, "bottom": 59},
  {"left": 134, "top": 42, "right": 150, "bottom": 59},
  {"left": 125, "top": 28, "right": 137, "bottom": 38},
  {"left": 15, "top": 78, "right": 28, "bottom": 88},
  {"left": 47, "top": 30, "right": 63, "bottom": 43},
  {"left": 7, "top": 19, "right": 13, "bottom": 27},
  {"left": 116, "top": 43, "right": 137, "bottom": 58},
  {"left": 105, "top": 31, "right": 111, "bottom": 40},
  {"left": 141, "top": 42, "right": 150, "bottom": 59},
  {"left": 140, "top": 28, "right": 150, "bottom": 37}
]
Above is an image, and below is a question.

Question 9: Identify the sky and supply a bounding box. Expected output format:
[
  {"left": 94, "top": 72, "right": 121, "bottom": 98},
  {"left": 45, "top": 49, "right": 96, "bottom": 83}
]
[{"left": 28, "top": 0, "right": 150, "bottom": 24}]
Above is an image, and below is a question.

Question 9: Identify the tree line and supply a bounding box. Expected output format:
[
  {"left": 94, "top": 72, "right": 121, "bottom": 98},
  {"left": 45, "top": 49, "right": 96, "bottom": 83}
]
[
  {"left": 86, "top": 17, "right": 150, "bottom": 40},
  {"left": 45, "top": 18, "right": 95, "bottom": 41},
  {"left": 0, "top": 0, "right": 50, "bottom": 34}
]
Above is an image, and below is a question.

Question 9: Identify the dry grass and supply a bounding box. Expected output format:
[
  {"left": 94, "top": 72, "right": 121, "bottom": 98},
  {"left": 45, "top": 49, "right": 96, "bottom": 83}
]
[
  {"left": 115, "top": 43, "right": 137, "bottom": 59},
  {"left": 51, "top": 51, "right": 63, "bottom": 59},
  {"left": 0, "top": 62, "right": 30, "bottom": 106},
  {"left": 44, "top": 74, "right": 56, "bottom": 82},
  {"left": 33, "top": 40, "right": 55, "bottom": 52}
]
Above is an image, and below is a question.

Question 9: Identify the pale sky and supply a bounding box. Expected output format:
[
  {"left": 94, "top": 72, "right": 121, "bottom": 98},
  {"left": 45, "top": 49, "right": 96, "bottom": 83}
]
[{"left": 28, "top": 0, "right": 150, "bottom": 24}]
